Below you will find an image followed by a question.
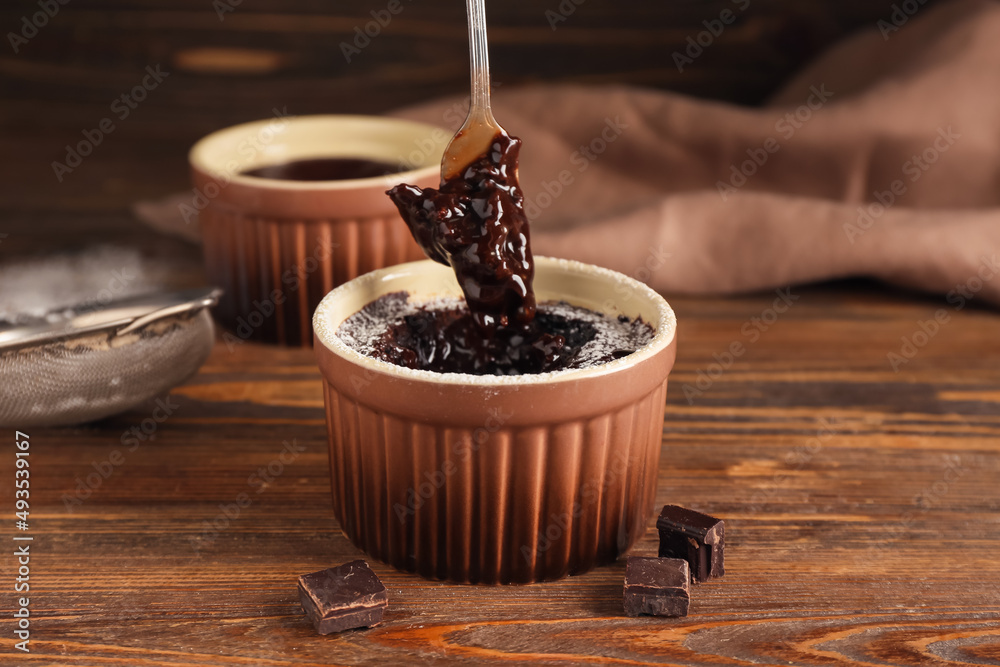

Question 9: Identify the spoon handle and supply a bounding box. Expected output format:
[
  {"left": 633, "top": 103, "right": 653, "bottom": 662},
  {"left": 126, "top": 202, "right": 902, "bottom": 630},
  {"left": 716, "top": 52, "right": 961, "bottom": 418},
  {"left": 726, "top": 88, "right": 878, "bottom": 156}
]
[
  {"left": 467, "top": 0, "right": 492, "bottom": 114},
  {"left": 441, "top": 0, "right": 501, "bottom": 180}
]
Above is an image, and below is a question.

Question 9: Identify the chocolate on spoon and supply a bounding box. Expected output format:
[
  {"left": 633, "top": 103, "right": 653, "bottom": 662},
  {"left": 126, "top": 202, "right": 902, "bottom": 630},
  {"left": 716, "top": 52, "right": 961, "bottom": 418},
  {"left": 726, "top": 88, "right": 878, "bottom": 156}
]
[
  {"left": 387, "top": 0, "right": 535, "bottom": 333},
  {"left": 387, "top": 132, "right": 534, "bottom": 332}
]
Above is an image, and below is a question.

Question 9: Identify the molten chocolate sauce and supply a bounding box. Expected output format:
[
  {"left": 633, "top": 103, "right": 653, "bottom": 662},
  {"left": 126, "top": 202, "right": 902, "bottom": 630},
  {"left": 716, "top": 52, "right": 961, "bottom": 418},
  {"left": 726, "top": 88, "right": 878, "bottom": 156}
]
[
  {"left": 387, "top": 132, "right": 534, "bottom": 332},
  {"left": 242, "top": 157, "right": 404, "bottom": 181},
  {"left": 369, "top": 131, "right": 651, "bottom": 375},
  {"left": 339, "top": 293, "right": 650, "bottom": 375}
]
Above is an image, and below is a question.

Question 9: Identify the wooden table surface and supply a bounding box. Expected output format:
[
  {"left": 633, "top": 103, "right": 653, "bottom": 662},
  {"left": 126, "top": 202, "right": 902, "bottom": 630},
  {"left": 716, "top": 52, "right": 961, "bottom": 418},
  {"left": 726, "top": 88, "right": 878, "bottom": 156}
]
[
  {"left": 2, "top": 1, "right": 997, "bottom": 664},
  {"left": 3, "top": 267, "right": 1000, "bottom": 665}
]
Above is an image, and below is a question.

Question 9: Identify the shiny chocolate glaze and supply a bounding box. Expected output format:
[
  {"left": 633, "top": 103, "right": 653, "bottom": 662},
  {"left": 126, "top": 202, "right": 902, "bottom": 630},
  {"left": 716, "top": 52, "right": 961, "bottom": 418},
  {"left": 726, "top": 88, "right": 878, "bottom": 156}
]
[
  {"left": 386, "top": 132, "right": 534, "bottom": 332},
  {"left": 340, "top": 293, "right": 649, "bottom": 375}
]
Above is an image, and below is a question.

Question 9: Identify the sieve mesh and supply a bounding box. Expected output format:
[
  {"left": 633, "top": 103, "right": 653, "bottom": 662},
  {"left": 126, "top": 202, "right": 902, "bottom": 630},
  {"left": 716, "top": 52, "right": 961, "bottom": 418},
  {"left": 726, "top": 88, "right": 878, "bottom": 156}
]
[{"left": 0, "top": 310, "right": 214, "bottom": 428}]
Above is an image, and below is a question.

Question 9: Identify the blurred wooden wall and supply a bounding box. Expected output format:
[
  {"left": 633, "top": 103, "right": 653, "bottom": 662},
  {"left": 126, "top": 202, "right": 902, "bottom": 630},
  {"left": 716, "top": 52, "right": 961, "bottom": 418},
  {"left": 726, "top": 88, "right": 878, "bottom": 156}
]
[{"left": 0, "top": 0, "right": 941, "bottom": 216}]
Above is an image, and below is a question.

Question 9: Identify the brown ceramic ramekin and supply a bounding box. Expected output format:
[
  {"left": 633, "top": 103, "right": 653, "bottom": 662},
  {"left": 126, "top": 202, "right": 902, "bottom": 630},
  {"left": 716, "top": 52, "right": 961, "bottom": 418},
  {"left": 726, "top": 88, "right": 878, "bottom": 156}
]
[
  {"left": 190, "top": 115, "right": 449, "bottom": 346},
  {"left": 313, "top": 257, "right": 678, "bottom": 584}
]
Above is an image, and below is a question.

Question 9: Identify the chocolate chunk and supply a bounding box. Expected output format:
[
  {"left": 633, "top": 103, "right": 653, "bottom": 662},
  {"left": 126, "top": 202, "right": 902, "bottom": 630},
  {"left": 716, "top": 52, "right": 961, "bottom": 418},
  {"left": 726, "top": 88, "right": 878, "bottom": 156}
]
[
  {"left": 623, "top": 557, "right": 690, "bottom": 617},
  {"left": 297, "top": 560, "right": 388, "bottom": 634},
  {"left": 656, "top": 505, "right": 725, "bottom": 582}
]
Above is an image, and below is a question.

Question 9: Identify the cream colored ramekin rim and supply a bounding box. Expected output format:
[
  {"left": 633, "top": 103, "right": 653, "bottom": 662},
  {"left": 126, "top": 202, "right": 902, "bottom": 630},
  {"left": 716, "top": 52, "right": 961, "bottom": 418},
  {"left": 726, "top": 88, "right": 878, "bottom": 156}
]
[
  {"left": 188, "top": 114, "right": 444, "bottom": 191},
  {"left": 313, "top": 256, "right": 677, "bottom": 387}
]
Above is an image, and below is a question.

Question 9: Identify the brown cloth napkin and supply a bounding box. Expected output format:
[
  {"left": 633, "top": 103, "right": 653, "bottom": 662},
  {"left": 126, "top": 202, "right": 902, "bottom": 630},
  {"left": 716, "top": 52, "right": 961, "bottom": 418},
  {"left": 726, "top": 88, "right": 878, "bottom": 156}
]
[
  {"left": 390, "top": 0, "right": 1000, "bottom": 307},
  {"left": 135, "top": 0, "right": 999, "bottom": 306}
]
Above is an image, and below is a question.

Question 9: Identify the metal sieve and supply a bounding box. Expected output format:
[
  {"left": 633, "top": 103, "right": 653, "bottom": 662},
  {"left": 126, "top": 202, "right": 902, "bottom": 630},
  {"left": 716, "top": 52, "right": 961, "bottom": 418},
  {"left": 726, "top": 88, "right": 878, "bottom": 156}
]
[{"left": 0, "top": 288, "right": 220, "bottom": 428}]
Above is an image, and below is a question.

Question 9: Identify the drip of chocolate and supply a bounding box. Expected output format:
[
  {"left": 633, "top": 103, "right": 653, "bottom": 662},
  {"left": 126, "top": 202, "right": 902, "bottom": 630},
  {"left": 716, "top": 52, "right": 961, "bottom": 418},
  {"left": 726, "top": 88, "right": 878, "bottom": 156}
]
[{"left": 387, "top": 132, "right": 535, "bottom": 332}]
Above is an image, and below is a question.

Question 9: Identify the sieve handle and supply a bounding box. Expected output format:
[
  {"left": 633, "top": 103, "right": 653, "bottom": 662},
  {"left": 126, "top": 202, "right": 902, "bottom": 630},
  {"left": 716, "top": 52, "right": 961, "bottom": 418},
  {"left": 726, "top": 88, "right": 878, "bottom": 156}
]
[
  {"left": 0, "top": 287, "right": 222, "bottom": 351},
  {"left": 117, "top": 288, "right": 222, "bottom": 336}
]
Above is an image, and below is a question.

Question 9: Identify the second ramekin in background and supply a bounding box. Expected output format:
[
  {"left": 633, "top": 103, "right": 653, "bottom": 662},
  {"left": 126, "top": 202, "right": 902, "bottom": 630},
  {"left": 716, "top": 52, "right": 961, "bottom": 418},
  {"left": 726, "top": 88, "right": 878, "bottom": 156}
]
[{"left": 190, "top": 114, "right": 448, "bottom": 346}]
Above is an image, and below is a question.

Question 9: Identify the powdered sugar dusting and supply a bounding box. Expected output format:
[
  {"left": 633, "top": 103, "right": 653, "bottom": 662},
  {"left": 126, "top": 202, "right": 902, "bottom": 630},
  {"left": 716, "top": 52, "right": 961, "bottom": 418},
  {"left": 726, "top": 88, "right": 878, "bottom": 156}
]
[
  {"left": 541, "top": 300, "right": 655, "bottom": 369},
  {"left": 0, "top": 246, "right": 165, "bottom": 325}
]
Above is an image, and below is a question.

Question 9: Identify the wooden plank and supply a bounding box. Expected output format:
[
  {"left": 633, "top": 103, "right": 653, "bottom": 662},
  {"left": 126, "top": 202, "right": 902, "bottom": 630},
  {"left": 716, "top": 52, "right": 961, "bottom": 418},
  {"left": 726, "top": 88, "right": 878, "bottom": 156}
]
[
  {"left": 2, "top": 282, "right": 999, "bottom": 665},
  {"left": 0, "top": 1, "right": 993, "bottom": 663}
]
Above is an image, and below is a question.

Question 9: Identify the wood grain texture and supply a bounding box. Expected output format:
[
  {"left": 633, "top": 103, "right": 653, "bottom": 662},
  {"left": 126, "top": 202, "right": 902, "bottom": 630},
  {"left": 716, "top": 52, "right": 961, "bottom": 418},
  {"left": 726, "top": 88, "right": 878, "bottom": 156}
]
[
  {"left": 0, "top": 0, "right": 943, "bottom": 217},
  {"left": 1, "top": 1, "right": 995, "bottom": 664},
  {"left": 1, "top": 279, "right": 999, "bottom": 666}
]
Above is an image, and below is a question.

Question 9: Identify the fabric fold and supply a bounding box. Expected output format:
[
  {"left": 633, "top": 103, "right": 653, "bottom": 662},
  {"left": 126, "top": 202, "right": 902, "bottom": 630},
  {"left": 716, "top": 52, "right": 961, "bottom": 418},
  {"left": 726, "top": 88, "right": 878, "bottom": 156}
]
[{"left": 390, "top": 0, "right": 1000, "bottom": 306}]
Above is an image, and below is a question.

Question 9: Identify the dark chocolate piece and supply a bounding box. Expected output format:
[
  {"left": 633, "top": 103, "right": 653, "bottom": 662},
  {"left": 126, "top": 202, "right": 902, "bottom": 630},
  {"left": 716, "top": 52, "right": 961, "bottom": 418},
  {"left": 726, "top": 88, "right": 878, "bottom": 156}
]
[
  {"left": 297, "top": 560, "right": 388, "bottom": 634},
  {"left": 656, "top": 505, "right": 725, "bottom": 582},
  {"left": 623, "top": 557, "right": 690, "bottom": 617},
  {"left": 386, "top": 132, "right": 535, "bottom": 333},
  {"left": 242, "top": 157, "right": 404, "bottom": 181}
]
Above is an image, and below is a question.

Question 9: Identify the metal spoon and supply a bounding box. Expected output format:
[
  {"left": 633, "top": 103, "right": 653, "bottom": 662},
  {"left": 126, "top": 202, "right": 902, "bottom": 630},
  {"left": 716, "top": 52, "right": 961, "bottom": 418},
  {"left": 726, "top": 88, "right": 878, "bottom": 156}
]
[{"left": 441, "top": 0, "right": 507, "bottom": 181}]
